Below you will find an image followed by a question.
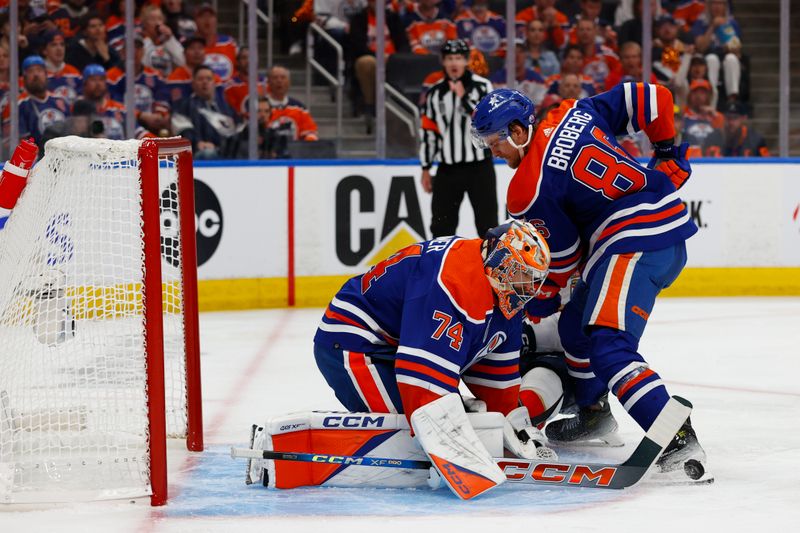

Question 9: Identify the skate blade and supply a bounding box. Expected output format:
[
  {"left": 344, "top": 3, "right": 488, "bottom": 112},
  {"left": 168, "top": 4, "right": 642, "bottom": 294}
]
[
  {"left": 649, "top": 469, "right": 715, "bottom": 486},
  {"left": 549, "top": 432, "right": 625, "bottom": 448}
]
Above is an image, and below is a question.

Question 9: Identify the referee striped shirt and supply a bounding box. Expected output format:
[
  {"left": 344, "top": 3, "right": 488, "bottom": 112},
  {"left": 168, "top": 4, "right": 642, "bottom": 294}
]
[{"left": 419, "top": 71, "right": 493, "bottom": 169}]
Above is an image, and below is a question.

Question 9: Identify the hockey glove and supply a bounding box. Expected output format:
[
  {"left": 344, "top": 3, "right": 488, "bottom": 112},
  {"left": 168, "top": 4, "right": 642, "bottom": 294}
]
[
  {"left": 503, "top": 406, "right": 558, "bottom": 461},
  {"left": 648, "top": 141, "right": 692, "bottom": 190}
]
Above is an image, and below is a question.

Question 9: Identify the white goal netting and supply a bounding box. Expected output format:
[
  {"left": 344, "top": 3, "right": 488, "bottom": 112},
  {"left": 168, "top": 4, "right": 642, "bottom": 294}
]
[{"left": 0, "top": 137, "right": 190, "bottom": 503}]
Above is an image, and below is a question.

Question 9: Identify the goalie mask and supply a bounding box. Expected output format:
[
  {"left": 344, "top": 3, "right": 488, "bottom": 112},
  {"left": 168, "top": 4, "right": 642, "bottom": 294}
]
[{"left": 483, "top": 221, "right": 550, "bottom": 319}]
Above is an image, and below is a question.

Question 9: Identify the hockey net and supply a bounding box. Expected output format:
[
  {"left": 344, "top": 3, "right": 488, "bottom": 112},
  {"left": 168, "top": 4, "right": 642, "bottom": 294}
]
[{"left": 0, "top": 137, "right": 202, "bottom": 506}]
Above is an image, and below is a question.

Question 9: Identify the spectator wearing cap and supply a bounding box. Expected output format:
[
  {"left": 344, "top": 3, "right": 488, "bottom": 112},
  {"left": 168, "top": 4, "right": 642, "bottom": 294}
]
[
  {"left": 74, "top": 64, "right": 128, "bottom": 140},
  {"left": 41, "top": 30, "right": 81, "bottom": 106},
  {"left": 166, "top": 35, "right": 221, "bottom": 103},
  {"left": 684, "top": 53, "right": 717, "bottom": 108},
  {"left": 691, "top": 0, "right": 742, "bottom": 102},
  {"left": 141, "top": 4, "right": 186, "bottom": 77},
  {"left": 163, "top": 0, "right": 198, "bottom": 43},
  {"left": 419, "top": 38, "right": 496, "bottom": 238},
  {"left": 65, "top": 11, "right": 121, "bottom": 72},
  {"left": 405, "top": 0, "right": 457, "bottom": 55},
  {"left": 543, "top": 45, "right": 596, "bottom": 99},
  {"left": 223, "top": 46, "right": 269, "bottom": 120},
  {"left": 490, "top": 39, "right": 547, "bottom": 106},
  {"left": 682, "top": 78, "right": 724, "bottom": 156},
  {"left": 194, "top": 3, "right": 238, "bottom": 82},
  {"left": 1, "top": 55, "right": 70, "bottom": 149},
  {"left": 50, "top": 0, "right": 87, "bottom": 39},
  {"left": 172, "top": 65, "right": 238, "bottom": 159},
  {"left": 107, "top": 36, "right": 171, "bottom": 136},
  {"left": 515, "top": 0, "right": 569, "bottom": 51},
  {"left": 455, "top": 0, "right": 506, "bottom": 57},
  {"left": 348, "top": 0, "right": 409, "bottom": 117},
  {"left": 706, "top": 101, "right": 769, "bottom": 157},
  {"left": 522, "top": 19, "right": 560, "bottom": 78},
  {"left": 574, "top": 18, "right": 621, "bottom": 92},
  {"left": 604, "top": 41, "right": 658, "bottom": 90}
]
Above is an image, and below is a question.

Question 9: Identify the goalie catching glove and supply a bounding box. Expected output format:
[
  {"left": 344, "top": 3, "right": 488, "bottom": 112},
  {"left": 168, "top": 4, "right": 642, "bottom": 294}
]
[
  {"left": 503, "top": 406, "right": 558, "bottom": 460},
  {"left": 648, "top": 141, "right": 692, "bottom": 190}
]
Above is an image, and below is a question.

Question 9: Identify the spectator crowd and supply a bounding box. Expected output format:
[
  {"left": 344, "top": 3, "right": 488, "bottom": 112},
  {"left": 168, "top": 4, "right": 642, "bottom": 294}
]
[
  {"left": 0, "top": 0, "right": 769, "bottom": 159},
  {"left": 1, "top": 0, "right": 319, "bottom": 159}
]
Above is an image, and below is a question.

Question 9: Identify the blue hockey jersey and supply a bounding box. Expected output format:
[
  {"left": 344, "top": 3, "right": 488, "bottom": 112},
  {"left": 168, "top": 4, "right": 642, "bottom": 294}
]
[
  {"left": 507, "top": 82, "right": 697, "bottom": 302},
  {"left": 314, "top": 236, "right": 522, "bottom": 418}
]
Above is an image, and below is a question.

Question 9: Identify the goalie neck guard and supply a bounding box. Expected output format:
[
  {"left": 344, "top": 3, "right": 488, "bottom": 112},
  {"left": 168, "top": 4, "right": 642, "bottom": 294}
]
[{"left": 483, "top": 220, "right": 550, "bottom": 319}]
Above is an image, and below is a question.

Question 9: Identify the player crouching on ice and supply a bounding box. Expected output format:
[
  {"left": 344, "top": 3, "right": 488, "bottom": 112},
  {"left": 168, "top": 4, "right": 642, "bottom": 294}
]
[
  {"left": 469, "top": 86, "right": 711, "bottom": 483},
  {"left": 245, "top": 222, "right": 558, "bottom": 499}
]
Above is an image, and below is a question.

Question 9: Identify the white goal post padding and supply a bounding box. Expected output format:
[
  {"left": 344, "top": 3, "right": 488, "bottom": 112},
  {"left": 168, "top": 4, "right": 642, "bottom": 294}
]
[{"left": 0, "top": 137, "right": 201, "bottom": 505}]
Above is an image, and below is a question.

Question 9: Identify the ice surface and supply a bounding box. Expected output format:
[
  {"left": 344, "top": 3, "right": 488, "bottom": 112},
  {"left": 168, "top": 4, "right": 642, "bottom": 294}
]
[{"left": 1, "top": 298, "right": 799, "bottom": 532}]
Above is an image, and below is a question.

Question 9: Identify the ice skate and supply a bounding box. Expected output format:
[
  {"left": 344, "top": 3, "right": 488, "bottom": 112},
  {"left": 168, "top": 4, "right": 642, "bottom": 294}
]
[
  {"left": 655, "top": 418, "right": 714, "bottom": 484},
  {"left": 544, "top": 395, "right": 624, "bottom": 447}
]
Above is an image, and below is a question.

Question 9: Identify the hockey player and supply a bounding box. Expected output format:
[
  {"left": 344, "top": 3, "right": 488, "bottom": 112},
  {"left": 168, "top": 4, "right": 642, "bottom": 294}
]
[
  {"left": 470, "top": 86, "right": 709, "bottom": 480},
  {"left": 257, "top": 221, "right": 556, "bottom": 499}
]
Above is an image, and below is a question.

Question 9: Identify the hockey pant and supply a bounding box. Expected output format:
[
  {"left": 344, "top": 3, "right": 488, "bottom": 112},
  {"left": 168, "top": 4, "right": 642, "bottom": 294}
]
[
  {"left": 558, "top": 243, "right": 688, "bottom": 430},
  {"left": 314, "top": 343, "right": 403, "bottom": 414}
]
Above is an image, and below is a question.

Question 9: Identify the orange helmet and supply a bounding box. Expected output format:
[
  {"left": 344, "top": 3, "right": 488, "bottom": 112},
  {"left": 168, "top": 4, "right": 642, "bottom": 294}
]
[{"left": 483, "top": 221, "right": 550, "bottom": 319}]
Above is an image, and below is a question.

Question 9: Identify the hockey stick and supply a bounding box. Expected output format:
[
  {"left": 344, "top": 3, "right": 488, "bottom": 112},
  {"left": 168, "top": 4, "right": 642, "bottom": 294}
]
[{"left": 231, "top": 395, "right": 692, "bottom": 490}]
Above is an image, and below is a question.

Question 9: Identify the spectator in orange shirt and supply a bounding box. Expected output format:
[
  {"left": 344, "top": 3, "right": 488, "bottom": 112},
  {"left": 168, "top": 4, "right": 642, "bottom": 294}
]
[
  {"left": 404, "top": 0, "right": 457, "bottom": 55},
  {"left": 223, "top": 46, "right": 268, "bottom": 119},
  {"left": 166, "top": 36, "right": 220, "bottom": 103},
  {"left": 515, "top": 0, "right": 568, "bottom": 50},
  {"left": 195, "top": 3, "right": 239, "bottom": 82},
  {"left": 575, "top": 19, "right": 621, "bottom": 92},
  {"left": 565, "top": 0, "right": 618, "bottom": 51}
]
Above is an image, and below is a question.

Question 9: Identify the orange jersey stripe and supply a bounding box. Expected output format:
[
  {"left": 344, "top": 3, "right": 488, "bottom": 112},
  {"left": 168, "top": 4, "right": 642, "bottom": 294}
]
[
  {"left": 616, "top": 368, "right": 655, "bottom": 398},
  {"left": 593, "top": 253, "right": 636, "bottom": 329},
  {"left": 347, "top": 352, "right": 391, "bottom": 412},
  {"left": 395, "top": 359, "right": 459, "bottom": 389}
]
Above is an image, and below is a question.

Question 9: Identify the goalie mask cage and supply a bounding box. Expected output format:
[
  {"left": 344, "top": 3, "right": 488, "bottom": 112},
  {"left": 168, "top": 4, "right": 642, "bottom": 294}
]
[{"left": 0, "top": 137, "right": 202, "bottom": 506}]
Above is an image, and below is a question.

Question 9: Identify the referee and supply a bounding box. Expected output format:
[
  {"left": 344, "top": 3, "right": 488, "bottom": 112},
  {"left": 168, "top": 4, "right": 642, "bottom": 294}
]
[{"left": 420, "top": 39, "right": 498, "bottom": 238}]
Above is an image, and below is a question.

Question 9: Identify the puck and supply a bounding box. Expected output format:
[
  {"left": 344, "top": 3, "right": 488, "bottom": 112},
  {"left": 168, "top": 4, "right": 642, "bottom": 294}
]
[{"left": 684, "top": 459, "right": 704, "bottom": 480}]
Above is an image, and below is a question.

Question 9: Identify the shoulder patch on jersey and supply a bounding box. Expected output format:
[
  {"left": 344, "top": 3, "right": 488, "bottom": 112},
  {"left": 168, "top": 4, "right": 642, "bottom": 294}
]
[{"left": 437, "top": 239, "right": 494, "bottom": 324}]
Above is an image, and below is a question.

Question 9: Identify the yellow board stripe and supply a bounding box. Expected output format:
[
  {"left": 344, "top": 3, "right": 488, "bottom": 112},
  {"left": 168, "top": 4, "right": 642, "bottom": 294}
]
[{"left": 194, "top": 268, "right": 800, "bottom": 311}]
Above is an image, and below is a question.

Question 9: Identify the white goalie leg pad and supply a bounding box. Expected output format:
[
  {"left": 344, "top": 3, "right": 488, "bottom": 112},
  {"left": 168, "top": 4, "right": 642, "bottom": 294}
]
[
  {"left": 411, "top": 393, "right": 506, "bottom": 500},
  {"left": 520, "top": 366, "right": 565, "bottom": 426},
  {"left": 248, "top": 409, "right": 505, "bottom": 490}
]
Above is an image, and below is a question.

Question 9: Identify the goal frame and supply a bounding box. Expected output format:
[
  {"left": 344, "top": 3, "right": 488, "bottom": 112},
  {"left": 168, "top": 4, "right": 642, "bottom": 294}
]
[{"left": 140, "top": 138, "right": 203, "bottom": 506}]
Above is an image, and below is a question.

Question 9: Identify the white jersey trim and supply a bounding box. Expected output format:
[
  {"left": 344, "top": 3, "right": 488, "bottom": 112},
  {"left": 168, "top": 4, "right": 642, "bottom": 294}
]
[
  {"left": 330, "top": 297, "right": 397, "bottom": 341},
  {"left": 588, "top": 191, "right": 681, "bottom": 251},
  {"left": 462, "top": 376, "right": 521, "bottom": 389},
  {"left": 396, "top": 374, "right": 452, "bottom": 396},
  {"left": 397, "top": 345, "right": 462, "bottom": 375},
  {"left": 622, "top": 379, "right": 665, "bottom": 411},
  {"left": 317, "top": 322, "right": 387, "bottom": 345}
]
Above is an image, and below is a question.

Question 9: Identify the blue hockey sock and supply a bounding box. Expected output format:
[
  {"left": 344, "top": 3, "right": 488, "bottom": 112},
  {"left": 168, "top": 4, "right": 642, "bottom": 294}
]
[{"left": 589, "top": 327, "right": 671, "bottom": 430}]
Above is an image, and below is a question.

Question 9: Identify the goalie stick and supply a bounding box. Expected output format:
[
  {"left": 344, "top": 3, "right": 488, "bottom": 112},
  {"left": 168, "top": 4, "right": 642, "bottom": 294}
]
[{"left": 231, "top": 395, "right": 692, "bottom": 490}]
